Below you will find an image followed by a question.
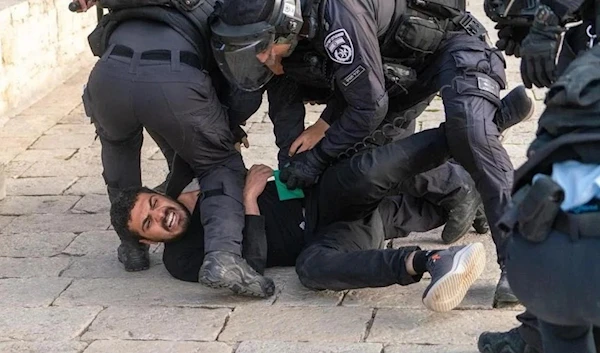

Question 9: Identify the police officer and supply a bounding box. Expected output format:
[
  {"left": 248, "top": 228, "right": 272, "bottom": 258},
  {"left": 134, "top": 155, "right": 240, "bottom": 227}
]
[
  {"left": 482, "top": 45, "right": 600, "bottom": 353},
  {"left": 208, "top": 0, "right": 535, "bottom": 304},
  {"left": 233, "top": 74, "right": 492, "bottom": 244},
  {"left": 73, "top": 0, "right": 275, "bottom": 297},
  {"left": 484, "top": 0, "right": 597, "bottom": 89},
  {"left": 478, "top": 0, "right": 599, "bottom": 350}
]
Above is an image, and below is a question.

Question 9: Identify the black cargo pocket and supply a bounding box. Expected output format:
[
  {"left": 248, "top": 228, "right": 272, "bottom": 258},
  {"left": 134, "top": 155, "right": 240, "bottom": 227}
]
[{"left": 395, "top": 15, "right": 444, "bottom": 55}]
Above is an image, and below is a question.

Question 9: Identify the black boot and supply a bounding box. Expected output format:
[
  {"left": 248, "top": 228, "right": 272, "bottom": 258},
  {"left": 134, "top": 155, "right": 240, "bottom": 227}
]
[
  {"left": 494, "top": 266, "right": 519, "bottom": 307},
  {"left": 494, "top": 85, "right": 535, "bottom": 133},
  {"left": 117, "top": 241, "right": 150, "bottom": 272},
  {"left": 478, "top": 328, "right": 539, "bottom": 353},
  {"left": 440, "top": 187, "right": 481, "bottom": 244},
  {"left": 199, "top": 251, "right": 276, "bottom": 298},
  {"left": 472, "top": 205, "right": 490, "bottom": 234}
]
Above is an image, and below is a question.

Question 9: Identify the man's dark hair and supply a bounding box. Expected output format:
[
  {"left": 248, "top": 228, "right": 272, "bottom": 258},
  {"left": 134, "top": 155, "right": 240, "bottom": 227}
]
[
  {"left": 219, "top": 0, "right": 275, "bottom": 25},
  {"left": 110, "top": 186, "right": 157, "bottom": 241}
]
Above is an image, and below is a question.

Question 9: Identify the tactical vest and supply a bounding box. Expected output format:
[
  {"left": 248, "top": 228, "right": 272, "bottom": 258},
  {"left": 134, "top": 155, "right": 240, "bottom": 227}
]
[
  {"left": 514, "top": 44, "right": 600, "bottom": 192},
  {"left": 87, "top": 0, "right": 216, "bottom": 69}
]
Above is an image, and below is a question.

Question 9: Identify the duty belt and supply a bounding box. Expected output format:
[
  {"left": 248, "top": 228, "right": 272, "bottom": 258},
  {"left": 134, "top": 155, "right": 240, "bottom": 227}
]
[
  {"left": 553, "top": 211, "right": 600, "bottom": 240},
  {"left": 108, "top": 44, "right": 203, "bottom": 71}
]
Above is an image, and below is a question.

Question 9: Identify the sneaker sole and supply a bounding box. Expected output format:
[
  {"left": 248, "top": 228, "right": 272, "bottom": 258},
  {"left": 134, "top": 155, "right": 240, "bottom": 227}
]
[
  {"left": 422, "top": 243, "right": 486, "bottom": 312},
  {"left": 199, "top": 273, "right": 275, "bottom": 299}
]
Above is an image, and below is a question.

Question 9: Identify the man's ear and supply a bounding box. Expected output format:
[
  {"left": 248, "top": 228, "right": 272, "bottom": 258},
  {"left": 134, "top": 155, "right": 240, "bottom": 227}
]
[{"left": 139, "top": 239, "right": 158, "bottom": 245}]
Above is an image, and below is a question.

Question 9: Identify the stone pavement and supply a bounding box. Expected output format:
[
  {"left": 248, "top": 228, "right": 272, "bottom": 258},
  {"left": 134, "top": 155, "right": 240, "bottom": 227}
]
[{"left": 0, "top": 5, "right": 550, "bottom": 353}]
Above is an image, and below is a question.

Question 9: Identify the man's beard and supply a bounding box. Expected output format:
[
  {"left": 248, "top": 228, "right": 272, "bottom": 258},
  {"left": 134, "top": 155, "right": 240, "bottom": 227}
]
[{"left": 162, "top": 199, "right": 193, "bottom": 243}]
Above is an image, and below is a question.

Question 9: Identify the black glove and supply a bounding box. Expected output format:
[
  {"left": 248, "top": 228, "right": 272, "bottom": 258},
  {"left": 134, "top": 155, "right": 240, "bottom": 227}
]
[
  {"left": 495, "top": 24, "right": 530, "bottom": 57},
  {"left": 519, "top": 5, "right": 564, "bottom": 88},
  {"left": 279, "top": 147, "right": 330, "bottom": 190}
]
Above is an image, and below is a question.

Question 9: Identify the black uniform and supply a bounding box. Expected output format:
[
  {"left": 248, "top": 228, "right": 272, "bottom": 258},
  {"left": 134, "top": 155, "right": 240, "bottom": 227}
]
[
  {"left": 164, "top": 126, "right": 455, "bottom": 288},
  {"left": 478, "top": 0, "right": 600, "bottom": 350},
  {"left": 266, "top": 0, "right": 513, "bottom": 265},
  {"left": 231, "top": 74, "right": 477, "bottom": 218}
]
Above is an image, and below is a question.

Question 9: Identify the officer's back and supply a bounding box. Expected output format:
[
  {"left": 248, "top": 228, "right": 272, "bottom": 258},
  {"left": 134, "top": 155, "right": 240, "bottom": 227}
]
[{"left": 109, "top": 20, "right": 197, "bottom": 53}]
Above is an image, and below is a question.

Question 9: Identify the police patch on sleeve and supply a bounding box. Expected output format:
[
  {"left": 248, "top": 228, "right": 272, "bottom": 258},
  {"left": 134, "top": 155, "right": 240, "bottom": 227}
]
[{"left": 324, "top": 29, "right": 354, "bottom": 65}]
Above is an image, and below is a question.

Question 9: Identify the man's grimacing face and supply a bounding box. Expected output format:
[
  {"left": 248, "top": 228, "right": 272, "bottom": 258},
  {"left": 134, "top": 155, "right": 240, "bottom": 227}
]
[{"left": 128, "top": 192, "right": 191, "bottom": 243}]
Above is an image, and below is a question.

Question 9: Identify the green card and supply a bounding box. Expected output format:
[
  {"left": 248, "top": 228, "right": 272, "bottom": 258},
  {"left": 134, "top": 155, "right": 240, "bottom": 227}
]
[{"left": 273, "top": 170, "right": 305, "bottom": 201}]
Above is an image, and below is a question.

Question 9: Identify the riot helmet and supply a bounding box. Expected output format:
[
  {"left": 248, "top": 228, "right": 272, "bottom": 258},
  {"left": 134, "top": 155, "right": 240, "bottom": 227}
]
[{"left": 210, "top": 0, "right": 304, "bottom": 91}]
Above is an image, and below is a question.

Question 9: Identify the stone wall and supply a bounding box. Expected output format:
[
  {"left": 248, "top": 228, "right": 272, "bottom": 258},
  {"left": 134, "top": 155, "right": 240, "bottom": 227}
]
[{"left": 0, "top": 0, "right": 97, "bottom": 119}]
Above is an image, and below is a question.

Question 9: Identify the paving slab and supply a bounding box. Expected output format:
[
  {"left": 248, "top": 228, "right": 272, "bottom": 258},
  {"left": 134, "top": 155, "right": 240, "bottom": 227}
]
[
  {"left": 384, "top": 345, "right": 477, "bottom": 353},
  {"left": 0, "top": 117, "right": 56, "bottom": 138},
  {"left": 272, "top": 268, "right": 344, "bottom": 306},
  {"left": 0, "top": 278, "right": 72, "bottom": 307},
  {"left": 71, "top": 194, "right": 109, "bottom": 214},
  {"left": 236, "top": 341, "right": 384, "bottom": 353},
  {"left": 4, "top": 160, "right": 34, "bottom": 177},
  {"left": 20, "top": 160, "right": 102, "bottom": 177},
  {"left": 0, "top": 306, "right": 103, "bottom": 341},
  {"left": 54, "top": 278, "right": 276, "bottom": 307},
  {"left": 6, "top": 176, "right": 77, "bottom": 196},
  {"left": 13, "top": 149, "right": 77, "bottom": 162},
  {"left": 0, "top": 216, "right": 14, "bottom": 231},
  {"left": 3, "top": 137, "right": 35, "bottom": 150},
  {"left": 0, "top": 341, "right": 88, "bottom": 353},
  {"left": 342, "top": 278, "right": 496, "bottom": 310},
  {"left": 62, "top": 230, "right": 119, "bottom": 256},
  {"left": 4, "top": 213, "right": 109, "bottom": 233},
  {"left": 64, "top": 176, "right": 107, "bottom": 195},
  {"left": 60, "top": 254, "right": 166, "bottom": 279},
  {"left": 366, "top": 309, "right": 519, "bottom": 345},
  {"left": 44, "top": 123, "right": 96, "bottom": 135},
  {"left": 219, "top": 306, "right": 373, "bottom": 343},
  {"left": 83, "top": 340, "right": 232, "bottom": 353},
  {"left": 0, "top": 195, "right": 80, "bottom": 215},
  {"left": 0, "top": 257, "right": 71, "bottom": 277},
  {"left": 0, "top": 232, "right": 77, "bottom": 257},
  {"left": 82, "top": 306, "right": 231, "bottom": 341}
]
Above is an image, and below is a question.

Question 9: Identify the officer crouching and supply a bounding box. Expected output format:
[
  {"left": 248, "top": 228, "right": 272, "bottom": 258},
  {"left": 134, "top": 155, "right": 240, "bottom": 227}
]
[
  {"left": 72, "top": 0, "right": 275, "bottom": 297},
  {"left": 499, "top": 44, "right": 600, "bottom": 353}
]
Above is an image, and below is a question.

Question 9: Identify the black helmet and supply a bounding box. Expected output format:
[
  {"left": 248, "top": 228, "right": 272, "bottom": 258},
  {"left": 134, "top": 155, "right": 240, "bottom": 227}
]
[{"left": 210, "top": 0, "right": 304, "bottom": 91}]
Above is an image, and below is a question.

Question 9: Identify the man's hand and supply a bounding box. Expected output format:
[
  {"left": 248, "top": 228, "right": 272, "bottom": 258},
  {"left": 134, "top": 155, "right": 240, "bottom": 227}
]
[
  {"left": 74, "top": 0, "right": 97, "bottom": 12},
  {"left": 289, "top": 118, "right": 330, "bottom": 157},
  {"left": 243, "top": 165, "right": 273, "bottom": 215},
  {"left": 234, "top": 137, "right": 250, "bottom": 152},
  {"left": 495, "top": 24, "right": 530, "bottom": 57},
  {"left": 519, "top": 5, "right": 563, "bottom": 88},
  {"left": 279, "top": 148, "right": 329, "bottom": 190}
]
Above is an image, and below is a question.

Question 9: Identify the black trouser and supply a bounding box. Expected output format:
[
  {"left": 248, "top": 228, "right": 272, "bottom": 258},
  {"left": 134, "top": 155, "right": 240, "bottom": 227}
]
[
  {"left": 85, "top": 52, "right": 246, "bottom": 256},
  {"left": 386, "top": 33, "right": 511, "bottom": 264},
  {"left": 297, "top": 126, "right": 452, "bottom": 290},
  {"left": 507, "top": 225, "right": 600, "bottom": 353}
]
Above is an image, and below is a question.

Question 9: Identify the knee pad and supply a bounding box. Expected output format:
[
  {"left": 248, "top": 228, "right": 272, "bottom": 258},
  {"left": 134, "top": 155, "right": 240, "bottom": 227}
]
[{"left": 451, "top": 73, "right": 502, "bottom": 108}]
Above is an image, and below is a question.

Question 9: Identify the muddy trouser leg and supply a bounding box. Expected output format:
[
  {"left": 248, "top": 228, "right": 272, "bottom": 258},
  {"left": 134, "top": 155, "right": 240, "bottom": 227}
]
[
  {"left": 265, "top": 76, "right": 306, "bottom": 167},
  {"left": 434, "top": 35, "right": 512, "bottom": 265},
  {"left": 312, "top": 127, "right": 452, "bottom": 228}
]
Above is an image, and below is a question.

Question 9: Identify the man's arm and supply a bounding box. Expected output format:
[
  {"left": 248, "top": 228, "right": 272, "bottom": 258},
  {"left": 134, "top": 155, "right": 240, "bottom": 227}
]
[
  {"left": 241, "top": 165, "right": 273, "bottom": 274},
  {"left": 317, "top": 0, "right": 388, "bottom": 159}
]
